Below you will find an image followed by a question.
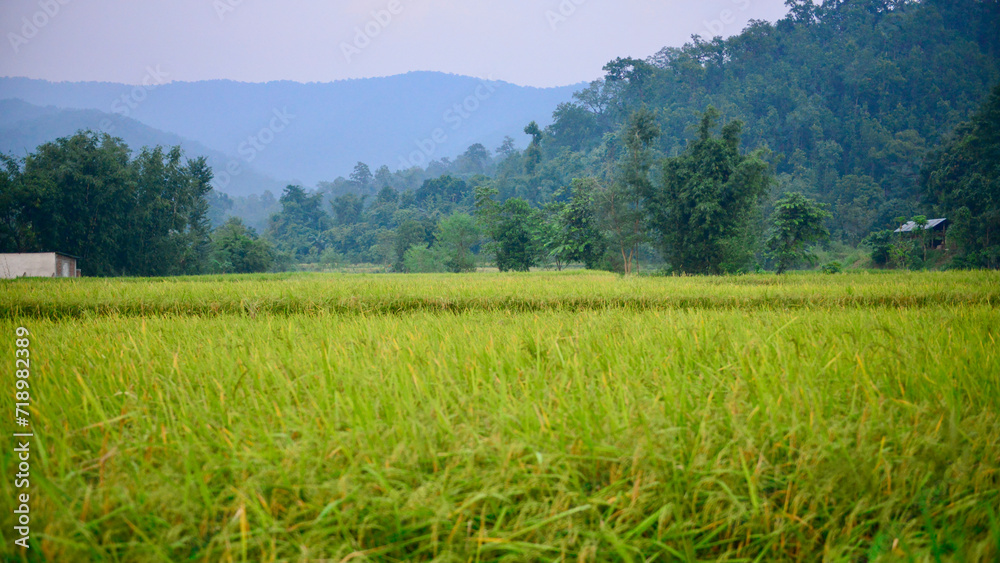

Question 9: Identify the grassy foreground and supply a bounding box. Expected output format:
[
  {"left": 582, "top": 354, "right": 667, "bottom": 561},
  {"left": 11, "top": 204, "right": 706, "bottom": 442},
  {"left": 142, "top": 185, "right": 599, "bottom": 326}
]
[{"left": 1, "top": 271, "right": 999, "bottom": 562}]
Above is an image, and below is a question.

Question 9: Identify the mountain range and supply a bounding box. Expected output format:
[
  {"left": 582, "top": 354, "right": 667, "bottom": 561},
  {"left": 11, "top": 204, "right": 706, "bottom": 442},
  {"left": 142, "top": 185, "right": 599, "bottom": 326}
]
[
  {"left": 0, "top": 72, "right": 582, "bottom": 195},
  {"left": 0, "top": 99, "right": 286, "bottom": 196}
]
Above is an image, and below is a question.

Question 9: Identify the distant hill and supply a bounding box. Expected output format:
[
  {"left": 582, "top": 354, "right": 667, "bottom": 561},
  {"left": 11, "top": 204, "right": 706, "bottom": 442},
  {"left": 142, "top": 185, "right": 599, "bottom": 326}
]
[
  {"left": 0, "top": 99, "right": 285, "bottom": 196},
  {"left": 0, "top": 72, "right": 582, "bottom": 190}
]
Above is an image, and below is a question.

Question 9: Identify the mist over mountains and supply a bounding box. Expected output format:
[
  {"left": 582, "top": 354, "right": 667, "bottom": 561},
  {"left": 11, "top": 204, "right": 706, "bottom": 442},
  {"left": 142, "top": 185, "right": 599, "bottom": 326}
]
[{"left": 0, "top": 72, "right": 582, "bottom": 195}]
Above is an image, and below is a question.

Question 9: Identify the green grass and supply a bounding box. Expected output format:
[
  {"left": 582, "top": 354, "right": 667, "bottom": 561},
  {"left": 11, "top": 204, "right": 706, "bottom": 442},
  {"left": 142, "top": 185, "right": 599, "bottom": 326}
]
[
  {"left": 2, "top": 270, "right": 996, "bottom": 318},
  {"left": 2, "top": 271, "right": 998, "bottom": 562}
]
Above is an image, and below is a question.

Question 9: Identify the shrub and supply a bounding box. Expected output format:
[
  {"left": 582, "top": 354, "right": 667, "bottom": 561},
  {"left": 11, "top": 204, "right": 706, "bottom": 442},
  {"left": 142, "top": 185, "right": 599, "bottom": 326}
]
[
  {"left": 402, "top": 244, "right": 447, "bottom": 273},
  {"left": 821, "top": 261, "right": 843, "bottom": 274}
]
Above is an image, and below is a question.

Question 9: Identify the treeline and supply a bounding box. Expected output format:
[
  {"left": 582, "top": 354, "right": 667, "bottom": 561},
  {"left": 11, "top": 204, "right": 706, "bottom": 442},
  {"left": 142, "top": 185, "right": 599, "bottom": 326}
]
[
  {"left": 0, "top": 131, "right": 275, "bottom": 276},
  {"left": 251, "top": 109, "right": 832, "bottom": 275},
  {"left": 214, "top": 0, "right": 1000, "bottom": 272}
]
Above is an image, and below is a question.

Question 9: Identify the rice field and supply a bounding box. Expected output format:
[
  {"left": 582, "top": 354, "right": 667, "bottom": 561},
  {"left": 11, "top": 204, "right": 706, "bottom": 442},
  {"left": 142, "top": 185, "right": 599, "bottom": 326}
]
[{"left": 1, "top": 270, "right": 999, "bottom": 562}]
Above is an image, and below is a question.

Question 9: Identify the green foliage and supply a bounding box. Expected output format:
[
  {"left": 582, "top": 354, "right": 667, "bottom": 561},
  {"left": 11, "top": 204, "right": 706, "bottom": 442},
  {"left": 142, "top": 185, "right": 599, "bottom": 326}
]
[
  {"left": 547, "top": 102, "right": 598, "bottom": 153},
  {"left": 543, "top": 0, "right": 999, "bottom": 249},
  {"left": 889, "top": 237, "right": 917, "bottom": 270},
  {"left": 493, "top": 198, "right": 541, "bottom": 272},
  {"left": 210, "top": 217, "right": 274, "bottom": 274},
  {"left": 435, "top": 212, "right": 480, "bottom": 273},
  {"left": 13, "top": 132, "right": 133, "bottom": 276},
  {"left": 415, "top": 175, "right": 470, "bottom": 209},
  {"left": 365, "top": 186, "right": 399, "bottom": 230},
  {"left": 547, "top": 178, "right": 606, "bottom": 270},
  {"left": 402, "top": 243, "right": 447, "bottom": 273},
  {"left": 593, "top": 109, "right": 660, "bottom": 274},
  {"left": 205, "top": 190, "right": 234, "bottom": 229},
  {"left": 17, "top": 1, "right": 1000, "bottom": 277},
  {"left": 129, "top": 147, "right": 215, "bottom": 276},
  {"left": 0, "top": 154, "right": 30, "bottom": 253},
  {"left": 523, "top": 121, "right": 543, "bottom": 175},
  {"left": 602, "top": 56, "right": 655, "bottom": 109},
  {"left": 767, "top": 192, "right": 833, "bottom": 274},
  {"left": 319, "top": 247, "right": 343, "bottom": 270},
  {"left": 923, "top": 83, "right": 1000, "bottom": 268},
  {"left": 369, "top": 228, "right": 396, "bottom": 271},
  {"left": 266, "top": 185, "right": 331, "bottom": 262},
  {"left": 348, "top": 161, "right": 373, "bottom": 193},
  {"left": 832, "top": 174, "right": 885, "bottom": 245},
  {"left": 1, "top": 130, "right": 213, "bottom": 276},
  {"left": 862, "top": 229, "right": 896, "bottom": 267},
  {"left": 649, "top": 108, "right": 773, "bottom": 274},
  {"left": 393, "top": 219, "right": 429, "bottom": 272},
  {"left": 476, "top": 189, "right": 540, "bottom": 272},
  {"left": 821, "top": 261, "right": 843, "bottom": 274},
  {"left": 456, "top": 143, "right": 492, "bottom": 176},
  {"left": 331, "top": 192, "right": 366, "bottom": 226}
]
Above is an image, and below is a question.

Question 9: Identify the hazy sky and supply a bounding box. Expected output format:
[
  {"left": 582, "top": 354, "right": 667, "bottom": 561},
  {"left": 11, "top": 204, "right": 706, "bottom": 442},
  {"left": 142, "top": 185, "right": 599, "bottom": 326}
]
[{"left": 1, "top": 0, "right": 790, "bottom": 88}]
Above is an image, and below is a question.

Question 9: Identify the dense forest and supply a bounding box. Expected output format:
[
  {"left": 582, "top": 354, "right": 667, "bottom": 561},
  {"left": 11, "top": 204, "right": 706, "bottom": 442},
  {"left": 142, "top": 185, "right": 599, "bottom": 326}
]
[
  {"left": 3, "top": 0, "right": 999, "bottom": 275},
  {"left": 0, "top": 133, "right": 275, "bottom": 276},
  {"left": 212, "top": 0, "right": 999, "bottom": 273},
  {"left": 0, "top": 133, "right": 215, "bottom": 276}
]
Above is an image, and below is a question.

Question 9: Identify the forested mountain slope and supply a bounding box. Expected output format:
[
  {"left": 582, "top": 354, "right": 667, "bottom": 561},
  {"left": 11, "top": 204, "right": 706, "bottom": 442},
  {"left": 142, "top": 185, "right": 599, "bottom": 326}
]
[{"left": 536, "top": 0, "right": 1000, "bottom": 243}]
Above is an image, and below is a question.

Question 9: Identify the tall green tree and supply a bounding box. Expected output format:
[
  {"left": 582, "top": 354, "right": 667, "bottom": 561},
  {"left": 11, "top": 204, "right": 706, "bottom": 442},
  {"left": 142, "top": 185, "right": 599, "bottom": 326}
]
[
  {"left": 393, "top": 219, "right": 429, "bottom": 272},
  {"left": 766, "top": 192, "right": 832, "bottom": 274},
  {"left": 648, "top": 108, "right": 773, "bottom": 274},
  {"left": 0, "top": 154, "right": 31, "bottom": 253},
  {"left": 475, "top": 185, "right": 539, "bottom": 272},
  {"left": 368, "top": 185, "right": 400, "bottom": 228},
  {"left": 266, "top": 185, "right": 331, "bottom": 262},
  {"left": 332, "top": 193, "right": 366, "bottom": 226},
  {"left": 211, "top": 217, "right": 274, "bottom": 273},
  {"left": 542, "top": 178, "right": 607, "bottom": 270},
  {"left": 523, "top": 121, "right": 543, "bottom": 175},
  {"left": 125, "top": 146, "right": 214, "bottom": 276},
  {"left": 610, "top": 108, "right": 660, "bottom": 274},
  {"left": 435, "top": 212, "right": 480, "bottom": 273},
  {"left": 602, "top": 56, "right": 656, "bottom": 111},
  {"left": 415, "top": 175, "right": 470, "bottom": 208},
  {"left": 457, "top": 143, "right": 492, "bottom": 176},
  {"left": 349, "top": 162, "right": 373, "bottom": 193},
  {"left": 547, "top": 103, "right": 598, "bottom": 153},
  {"left": 3, "top": 131, "right": 214, "bottom": 276},
  {"left": 559, "top": 178, "right": 607, "bottom": 270},
  {"left": 16, "top": 131, "right": 134, "bottom": 276},
  {"left": 492, "top": 198, "right": 540, "bottom": 272}
]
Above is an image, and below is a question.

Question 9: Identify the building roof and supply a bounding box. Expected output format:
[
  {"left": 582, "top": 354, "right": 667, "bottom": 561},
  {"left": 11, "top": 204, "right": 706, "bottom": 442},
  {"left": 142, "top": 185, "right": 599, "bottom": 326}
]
[
  {"left": 894, "top": 218, "right": 948, "bottom": 233},
  {"left": 0, "top": 252, "right": 80, "bottom": 259}
]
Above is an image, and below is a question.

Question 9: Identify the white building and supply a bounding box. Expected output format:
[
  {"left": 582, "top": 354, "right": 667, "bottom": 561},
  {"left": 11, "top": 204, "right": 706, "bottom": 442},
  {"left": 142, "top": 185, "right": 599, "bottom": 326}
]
[{"left": 0, "top": 253, "right": 81, "bottom": 279}]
